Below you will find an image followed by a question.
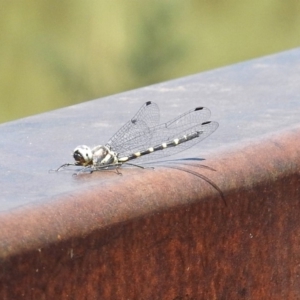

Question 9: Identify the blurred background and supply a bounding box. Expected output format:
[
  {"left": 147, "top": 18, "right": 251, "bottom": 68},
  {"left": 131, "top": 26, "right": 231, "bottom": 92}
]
[{"left": 0, "top": 0, "right": 299, "bottom": 123}]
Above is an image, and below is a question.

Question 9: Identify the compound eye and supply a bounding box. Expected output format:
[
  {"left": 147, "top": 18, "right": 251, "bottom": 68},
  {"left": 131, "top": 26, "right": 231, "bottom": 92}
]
[
  {"left": 73, "top": 145, "right": 92, "bottom": 166},
  {"left": 73, "top": 150, "right": 84, "bottom": 164}
]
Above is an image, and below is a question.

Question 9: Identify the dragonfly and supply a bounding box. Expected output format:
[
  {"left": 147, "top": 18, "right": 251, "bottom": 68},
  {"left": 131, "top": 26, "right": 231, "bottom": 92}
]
[{"left": 53, "top": 101, "right": 218, "bottom": 173}]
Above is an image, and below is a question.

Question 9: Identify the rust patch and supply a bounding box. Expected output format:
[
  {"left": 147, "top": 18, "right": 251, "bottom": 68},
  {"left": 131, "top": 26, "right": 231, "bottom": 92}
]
[{"left": 1, "top": 126, "right": 300, "bottom": 299}]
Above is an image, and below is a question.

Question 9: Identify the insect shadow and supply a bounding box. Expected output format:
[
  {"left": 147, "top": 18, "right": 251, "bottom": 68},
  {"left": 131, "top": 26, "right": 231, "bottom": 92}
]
[{"left": 155, "top": 160, "right": 226, "bottom": 206}]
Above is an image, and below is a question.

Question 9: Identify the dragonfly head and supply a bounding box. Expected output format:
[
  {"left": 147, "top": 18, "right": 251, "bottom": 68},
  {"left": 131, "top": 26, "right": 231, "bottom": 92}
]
[{"left": 73, "top": 145, "right": 93, "bottom": 166}]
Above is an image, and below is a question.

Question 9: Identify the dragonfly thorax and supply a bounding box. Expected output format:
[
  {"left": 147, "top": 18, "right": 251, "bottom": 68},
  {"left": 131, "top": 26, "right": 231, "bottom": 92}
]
[
  {"left": 91, "top": 145, "right": 118, "bottom": 166},
  {"left": 73, "top": 145, "right": 118, "bottom": 167}
]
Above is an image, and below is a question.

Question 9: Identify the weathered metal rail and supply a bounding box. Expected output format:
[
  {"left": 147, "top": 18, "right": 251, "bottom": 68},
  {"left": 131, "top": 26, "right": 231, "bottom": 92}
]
[{"left": 1, "top": 48, "right": 300, "bottom": 299}]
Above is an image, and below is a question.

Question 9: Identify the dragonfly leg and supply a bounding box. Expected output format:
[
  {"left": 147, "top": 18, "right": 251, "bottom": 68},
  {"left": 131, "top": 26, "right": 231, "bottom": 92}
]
[
  {"left": 124, "top": 162, "right": 154, "bottom": 170},
  {"left": 49, "top": 163, "right": 76, "bottom": 173}
]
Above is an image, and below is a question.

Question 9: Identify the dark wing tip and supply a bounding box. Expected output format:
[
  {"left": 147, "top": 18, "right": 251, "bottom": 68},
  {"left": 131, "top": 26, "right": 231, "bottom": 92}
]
[
  {"left": 195, "top": 107, "right": 204, "bottom": 111},
  {"left": 201, "top": 121, "right": 211, "bottom": 125},
  {"left": 202, "top": 120, "right": 219, "bottom": 127}
]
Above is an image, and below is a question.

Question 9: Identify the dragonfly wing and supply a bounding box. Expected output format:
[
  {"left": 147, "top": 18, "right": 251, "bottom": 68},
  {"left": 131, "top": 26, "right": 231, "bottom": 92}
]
[
  {"left": 130, "top": 121, "right": 219, "bottom": 163},
  {"left": 119, "top": 106, "right": 218, "bottom": 162},
  {"left": 106, "top": 101, "right": 159, "bottom": 152},
  {"left": 146, "top": 107, "right": 211, "bottom": 144}
]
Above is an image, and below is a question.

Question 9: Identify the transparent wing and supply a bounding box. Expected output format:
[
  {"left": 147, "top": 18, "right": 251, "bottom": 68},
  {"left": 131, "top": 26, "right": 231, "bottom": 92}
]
[
  {"left": 118, "top": 106, "right": 218, "bottom": 162},
  {"left": 106, "top": 101, "right": 159, "bottom": 153},
  {"left": 149, "top": 106, "right": 212, "bottom": 146}
]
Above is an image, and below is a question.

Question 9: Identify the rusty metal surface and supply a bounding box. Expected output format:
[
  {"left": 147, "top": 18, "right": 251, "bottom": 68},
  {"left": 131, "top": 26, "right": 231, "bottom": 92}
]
[{"left": 0, "top": 48, "right": 300, "bottom": 299}]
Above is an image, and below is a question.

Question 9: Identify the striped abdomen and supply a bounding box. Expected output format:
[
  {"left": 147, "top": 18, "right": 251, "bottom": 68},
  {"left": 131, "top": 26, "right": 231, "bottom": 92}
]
[{"left": 118, "top": 131, "right": 202, "bottom": 163}]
